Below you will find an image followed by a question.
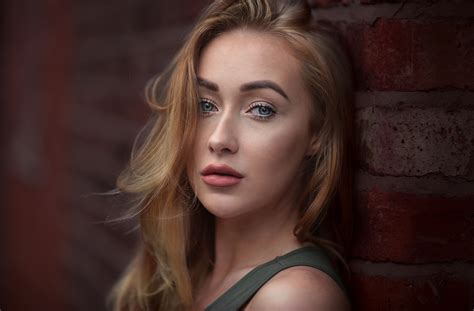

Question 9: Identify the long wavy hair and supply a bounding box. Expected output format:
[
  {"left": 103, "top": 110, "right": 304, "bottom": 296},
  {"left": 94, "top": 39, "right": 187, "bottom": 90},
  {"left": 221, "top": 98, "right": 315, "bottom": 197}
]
[{"left": 107, "top": 0, "right": 355, "bottom": 310}]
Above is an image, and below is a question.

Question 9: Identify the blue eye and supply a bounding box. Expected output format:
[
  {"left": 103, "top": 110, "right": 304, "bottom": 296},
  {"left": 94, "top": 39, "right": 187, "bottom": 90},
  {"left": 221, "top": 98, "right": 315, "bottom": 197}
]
[
  {"left": 248, "top": 102, "right": 276, "bottom": 120},
  {"left": 199, "top": 98, "right": 217, "bottom": 114}
]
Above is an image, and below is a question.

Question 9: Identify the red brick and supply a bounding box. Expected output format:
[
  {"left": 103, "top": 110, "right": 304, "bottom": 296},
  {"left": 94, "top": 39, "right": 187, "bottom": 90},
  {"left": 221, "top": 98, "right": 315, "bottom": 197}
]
[
  {"left": 352, "top": 189, "right": 474, "bottom": 262},
  {"left": 357, "top": 106, "right": 474, "bottom": 179},
  {"left": 345, "top": 19, "right": 474, "bottom": 91},
  {"left": 350, "top": 273, "right": 472, "bottom": 311}
]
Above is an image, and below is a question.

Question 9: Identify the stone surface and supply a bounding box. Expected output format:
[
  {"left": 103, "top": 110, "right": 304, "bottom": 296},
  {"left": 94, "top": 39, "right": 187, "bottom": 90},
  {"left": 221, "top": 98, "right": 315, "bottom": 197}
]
[{"left": 357, "top": 106, "right": 474, "bottom": 178}]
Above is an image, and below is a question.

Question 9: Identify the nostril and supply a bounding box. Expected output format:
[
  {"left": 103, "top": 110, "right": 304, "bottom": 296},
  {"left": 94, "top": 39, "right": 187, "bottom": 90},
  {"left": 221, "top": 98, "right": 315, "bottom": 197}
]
[
  {"left": 207, "top": 122, "right": 239, "bottom": 154},
  {"left": 208, "top": 140, "right": 237, "bottom": 154}
]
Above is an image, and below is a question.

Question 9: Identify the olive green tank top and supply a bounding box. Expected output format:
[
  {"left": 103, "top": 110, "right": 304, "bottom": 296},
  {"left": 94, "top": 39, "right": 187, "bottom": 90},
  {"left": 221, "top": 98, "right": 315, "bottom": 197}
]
[{"left": 204, "top": 246, "right": 347, "bottom": 311}]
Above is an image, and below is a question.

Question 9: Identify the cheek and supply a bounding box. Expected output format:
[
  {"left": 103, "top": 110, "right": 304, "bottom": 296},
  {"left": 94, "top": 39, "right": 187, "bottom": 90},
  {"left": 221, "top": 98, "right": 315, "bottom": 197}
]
[
  {"left": 243, "top": 122, "right": 310, "bottom": 177},
  {"left": 186, "top": 125, "right": 212, "bottom": 192},
  {"left": 186, "top": 137, "right": 202, "bottom": 188}
]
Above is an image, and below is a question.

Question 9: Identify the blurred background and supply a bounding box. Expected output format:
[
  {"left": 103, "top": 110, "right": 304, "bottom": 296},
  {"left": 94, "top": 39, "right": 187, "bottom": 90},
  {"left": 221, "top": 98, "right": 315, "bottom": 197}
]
[{"left": 1, "top": 0, "right": 473, "bottom": 310}]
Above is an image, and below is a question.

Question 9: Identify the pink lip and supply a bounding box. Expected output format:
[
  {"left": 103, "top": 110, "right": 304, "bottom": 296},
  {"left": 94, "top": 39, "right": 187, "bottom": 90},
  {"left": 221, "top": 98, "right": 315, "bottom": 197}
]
[{"left": 200, "top": 164, "right": 243, "bottom": 187}]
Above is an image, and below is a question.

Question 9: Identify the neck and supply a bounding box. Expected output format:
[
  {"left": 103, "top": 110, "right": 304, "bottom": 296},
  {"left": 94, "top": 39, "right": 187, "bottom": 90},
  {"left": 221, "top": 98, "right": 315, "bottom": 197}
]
[{"left": 210, "top": 188, "right": 306, "bottom": 283}]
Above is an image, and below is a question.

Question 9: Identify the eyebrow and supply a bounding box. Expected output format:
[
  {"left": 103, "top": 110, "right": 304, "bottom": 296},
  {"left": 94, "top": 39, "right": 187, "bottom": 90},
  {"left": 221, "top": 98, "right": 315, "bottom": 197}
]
[
  {"left": 197, "top": 76, "right": 289, "bottom": 100},
  {"left": 197, "top": 77, "right": 219, "bottom": 92},
  {"left": 241, "top": 80, "right": 289, "bottom": 100}
]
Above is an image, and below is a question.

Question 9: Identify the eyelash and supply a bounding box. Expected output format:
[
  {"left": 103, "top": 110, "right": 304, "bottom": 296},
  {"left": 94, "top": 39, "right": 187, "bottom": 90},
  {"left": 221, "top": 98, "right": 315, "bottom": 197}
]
[
  {"left": 198, "top": 98, "right": 277, "bottom": 121},
  {"left": 247, "top": 102, "right": 276, "bottom": 120}
]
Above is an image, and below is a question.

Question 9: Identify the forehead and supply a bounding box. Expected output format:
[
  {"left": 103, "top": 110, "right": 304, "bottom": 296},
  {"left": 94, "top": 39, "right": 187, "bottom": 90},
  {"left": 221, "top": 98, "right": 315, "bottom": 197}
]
[{"left": 197, "top": 29, "right": 303, "bottom": 90}]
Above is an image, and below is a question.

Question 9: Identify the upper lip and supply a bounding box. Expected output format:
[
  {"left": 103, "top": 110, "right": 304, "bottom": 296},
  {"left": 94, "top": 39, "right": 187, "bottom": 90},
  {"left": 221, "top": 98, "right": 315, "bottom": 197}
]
[{"left": 201, "top": 164, "right": 244, "bottom": 178}]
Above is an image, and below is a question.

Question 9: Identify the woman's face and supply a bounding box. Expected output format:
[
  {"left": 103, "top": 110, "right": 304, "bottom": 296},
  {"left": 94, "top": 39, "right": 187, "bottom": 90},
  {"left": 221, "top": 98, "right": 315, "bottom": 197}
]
[{"left": 187, "top": 29, "right": 316, "bottom": 219}]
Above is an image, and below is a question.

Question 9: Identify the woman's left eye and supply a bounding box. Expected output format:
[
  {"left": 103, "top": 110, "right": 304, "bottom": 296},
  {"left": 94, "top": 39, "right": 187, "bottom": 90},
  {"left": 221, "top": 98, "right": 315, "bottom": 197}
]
[{"left": 248, "top": 102, "right": 276, "bottom": 120}]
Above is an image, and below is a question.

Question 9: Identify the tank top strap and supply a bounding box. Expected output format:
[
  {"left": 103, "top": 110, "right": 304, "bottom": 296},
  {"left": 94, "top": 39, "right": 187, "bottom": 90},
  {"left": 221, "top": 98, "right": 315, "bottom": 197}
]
[{"left": 204, "top": 246, "right": 347, "bottom": 311}]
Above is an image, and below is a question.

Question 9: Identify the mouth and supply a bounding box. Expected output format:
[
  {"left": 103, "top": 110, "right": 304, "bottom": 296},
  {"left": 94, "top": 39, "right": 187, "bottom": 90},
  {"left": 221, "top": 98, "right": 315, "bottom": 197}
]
[{"left": 200, "top": 164, "right": 243, "bottom": 187}]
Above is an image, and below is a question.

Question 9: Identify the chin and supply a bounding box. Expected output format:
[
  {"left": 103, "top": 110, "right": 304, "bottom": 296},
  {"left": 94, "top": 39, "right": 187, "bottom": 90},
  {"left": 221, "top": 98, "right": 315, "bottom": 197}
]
[
  {"left": 202, "top": 203, "right": 245, "bottom": 219},
  {"left": 200, "top": 197, "right": 253, "bottom": 219}
]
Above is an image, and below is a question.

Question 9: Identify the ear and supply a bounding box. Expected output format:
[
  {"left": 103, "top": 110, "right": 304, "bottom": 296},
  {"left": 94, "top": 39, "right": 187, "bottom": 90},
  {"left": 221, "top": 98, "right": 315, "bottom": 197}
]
[{"left": 305, "top": 134, "right": 321, "bottom": 157}]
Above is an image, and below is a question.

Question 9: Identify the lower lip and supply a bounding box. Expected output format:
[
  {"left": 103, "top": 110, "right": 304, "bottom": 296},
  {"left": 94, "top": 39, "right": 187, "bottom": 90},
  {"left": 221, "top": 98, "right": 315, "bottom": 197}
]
[{"left": 201, "top": 174, "right": 242, "bottom": 187}]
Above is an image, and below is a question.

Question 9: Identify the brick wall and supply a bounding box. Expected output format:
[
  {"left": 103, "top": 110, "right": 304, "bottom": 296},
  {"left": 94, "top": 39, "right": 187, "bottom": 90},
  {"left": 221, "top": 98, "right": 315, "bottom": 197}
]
[
  {"left": 2, "top": 0, "right": 473, "bottom": 310},
  {"left": 309, "top": 0, "right": 474, "bottom": 309},
  {"left": 2, "top": 1, "right": 72, "bottom": 310}
]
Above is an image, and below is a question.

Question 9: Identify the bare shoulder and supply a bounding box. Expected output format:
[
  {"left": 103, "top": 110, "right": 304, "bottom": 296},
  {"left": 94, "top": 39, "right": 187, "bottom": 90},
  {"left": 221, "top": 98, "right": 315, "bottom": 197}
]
[{"left": 246, "top": 266, "right": 350, "bottom": 311}]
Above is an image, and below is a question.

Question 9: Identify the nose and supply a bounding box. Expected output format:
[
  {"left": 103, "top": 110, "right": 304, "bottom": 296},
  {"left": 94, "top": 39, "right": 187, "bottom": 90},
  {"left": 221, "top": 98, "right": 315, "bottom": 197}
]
[{"left": 208, "top": 113, "right": 239, "bottom": 155}]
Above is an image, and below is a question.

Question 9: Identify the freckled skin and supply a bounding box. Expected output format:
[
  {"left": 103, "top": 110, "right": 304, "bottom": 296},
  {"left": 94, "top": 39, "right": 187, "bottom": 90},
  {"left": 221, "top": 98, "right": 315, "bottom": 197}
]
[{"left": 187, "top": 29, "right": 317, "bottom": 220}]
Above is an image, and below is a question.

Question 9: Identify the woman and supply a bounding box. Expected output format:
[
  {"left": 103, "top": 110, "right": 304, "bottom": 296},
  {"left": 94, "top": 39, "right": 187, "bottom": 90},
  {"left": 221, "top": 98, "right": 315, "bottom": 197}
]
[{"left": 109, "top": 0, "right": 354, "bottom": 310}]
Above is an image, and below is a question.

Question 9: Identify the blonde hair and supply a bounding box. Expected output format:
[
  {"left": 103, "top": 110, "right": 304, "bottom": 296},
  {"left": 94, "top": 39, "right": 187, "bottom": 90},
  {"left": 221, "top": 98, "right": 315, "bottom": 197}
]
[{"left": 108, "top": 0, "right": 354, "bottom": 310}]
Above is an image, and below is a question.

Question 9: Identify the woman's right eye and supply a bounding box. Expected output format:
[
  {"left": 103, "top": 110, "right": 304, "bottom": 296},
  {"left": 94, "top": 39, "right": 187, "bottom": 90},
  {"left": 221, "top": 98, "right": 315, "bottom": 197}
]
[{"left": 199, "top": 98, "right": 217, "bottom": 114}]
